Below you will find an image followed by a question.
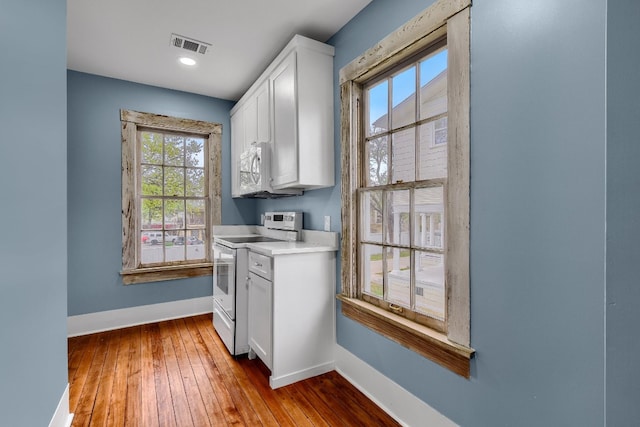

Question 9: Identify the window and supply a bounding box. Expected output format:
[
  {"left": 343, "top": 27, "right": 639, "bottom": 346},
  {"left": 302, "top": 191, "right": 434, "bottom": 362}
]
[
  {"left": 339, "top": 0, "right": 474, "bottom": 377},
  {"left": 120, "top": 110, "right": 221, "bottom": 284},
  {"left": 361, "top": 45, "right": 449, "bottom": 331}
]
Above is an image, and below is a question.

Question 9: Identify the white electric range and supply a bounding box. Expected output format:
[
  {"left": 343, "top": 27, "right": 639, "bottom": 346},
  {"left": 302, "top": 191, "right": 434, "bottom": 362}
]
[{"left": 212, "top": 212, "right": 302, "bottom": 356}]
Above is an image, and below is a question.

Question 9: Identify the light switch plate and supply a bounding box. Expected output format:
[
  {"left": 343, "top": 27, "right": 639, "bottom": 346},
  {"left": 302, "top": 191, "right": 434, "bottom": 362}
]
[{"left": 324, "top": 215, "right": 330, "bottom": 231}]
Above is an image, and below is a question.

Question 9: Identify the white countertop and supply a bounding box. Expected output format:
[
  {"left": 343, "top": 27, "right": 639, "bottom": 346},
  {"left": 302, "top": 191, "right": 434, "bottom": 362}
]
[
  {"left": 212, "top": 225, "right": 338, "bottom": 256},
  {"left": 245, "top": 240, "right": 338, "bottom": 256}
]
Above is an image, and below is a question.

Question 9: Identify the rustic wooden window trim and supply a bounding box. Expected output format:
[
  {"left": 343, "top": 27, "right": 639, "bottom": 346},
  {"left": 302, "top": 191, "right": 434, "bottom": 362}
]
[
  {"left": 339, "top": 0, "right": 473, "bottom": 376},
  {"left": 120, "top": 109, "right": 221, "bottom": 285}
]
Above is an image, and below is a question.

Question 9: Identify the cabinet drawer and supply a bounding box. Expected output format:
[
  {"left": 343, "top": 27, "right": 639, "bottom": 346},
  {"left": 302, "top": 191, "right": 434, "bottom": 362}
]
[{"left": 248, "top": 251, "right": 272, "bottom": 280}]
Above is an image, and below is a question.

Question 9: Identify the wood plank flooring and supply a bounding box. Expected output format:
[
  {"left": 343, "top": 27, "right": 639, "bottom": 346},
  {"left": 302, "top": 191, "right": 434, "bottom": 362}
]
[{"left": 68, "top": 314, "right": 400, "bottom": 427}]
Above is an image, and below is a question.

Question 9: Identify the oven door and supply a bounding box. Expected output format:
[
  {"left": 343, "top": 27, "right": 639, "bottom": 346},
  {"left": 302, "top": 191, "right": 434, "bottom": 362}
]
[{"left": 213, "top": 242, "right": 236, "bottom": 319}]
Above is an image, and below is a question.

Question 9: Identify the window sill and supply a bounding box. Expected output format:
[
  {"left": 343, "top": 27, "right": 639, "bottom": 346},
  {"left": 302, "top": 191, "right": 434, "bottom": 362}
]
[
  {"left": 337, "top": 295, "right": 474, "bottom": 378},
  {"left": 120, "top": 263, "right": 213, "bottom": 285}
]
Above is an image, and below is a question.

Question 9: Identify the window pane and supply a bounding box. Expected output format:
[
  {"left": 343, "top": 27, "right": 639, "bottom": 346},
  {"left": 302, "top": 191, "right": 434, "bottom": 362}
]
[
  {"left": 417, "top": 122, "right": 447, "bottom": 180},
  {"left": 391, "top": 128, "right": 415, "bottom": 183},
  {"left": 391, "top": 66, "right": 416, "bottom": 129},
  {"left": 420, "top": 49, "right": 448, "bottom": 120},
  {"left": 360, "top": 190, "right": 383, "bottom": 243},
  {"left": 414, "top": 187, "right": 444, "bottom": 249},
  {"left": 141, "top": 231, "right": 164, "bottom": 264},
  {"left": 434, "top": 116, "right": 448, "bottom": 146},
  {"left": 361, "top": 244, "right": 384, "bottom": 298},
  {"left": 141, "top": 165, "right": 162, "bottom": 196},
  {"left": 164, "top": 166, "right": 184, "bottom": 197},
  {"left": 186, "top": 168, "right": 204, "bottom": 197},
  {"left": 384, "top": 247, "right": 410, "bottom": 307},
  {"left": 365, "top": 136, "right": 388, "bottom": 186},
  {"left": 185, "top": 137, "right": 205, "bottom": 167},
  {"left": 384, "top": 190, "right": 410, "bottom": 246},
  {"left": 186, "top": 200, "right": 205, "bottom": 228},
  {"left": 164, "top": 135, "right": 185, "bottom": 166},
  {"left": 141, "top": 230, "right": 164, "bottom": 246},
  {"left": 414, "top": 250, "right": 444, "bottom": 320},
  {"left": 141, "top": 131, "right": 163, "bottom": 164},
  {"left": 165, "top": 230, "right": 186, "bottom": 262},
  {"left": 186, "top": 242, "right": 205, "bottom": 260},
  {"left": 186, "top": 230, "right": 206, "bottom": 261},
  {"left": 141, "top": 198, "right": 163, "bottom": 230},
  {"left": 164, "top": 200, "right": 184, "bottom": 231},
  {"left": 366, "top": 80, "right": 388, "bottom": 137}
]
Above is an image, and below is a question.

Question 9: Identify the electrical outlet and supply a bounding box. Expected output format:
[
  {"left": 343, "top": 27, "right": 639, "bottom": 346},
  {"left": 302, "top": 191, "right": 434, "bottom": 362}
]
[{"left": 324, "top": 215, "right": 331, "bottom": 231}]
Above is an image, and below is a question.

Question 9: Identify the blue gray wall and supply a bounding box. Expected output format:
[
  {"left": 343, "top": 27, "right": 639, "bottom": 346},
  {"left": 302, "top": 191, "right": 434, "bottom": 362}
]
[
  {"left": 0, "top": 0, "right": 69, "bottom": 425},
  {"left": 61, "top": 0, "right": 638, "bottom": 424},
  {"left": 67, "top": 71, "right": 256, "bottom": 315},
  {"left": 266, "top": 0, "right": 609, "bottom": 425},
  {"left": 606, "top": 0, "right": 640, "bottom": 424}
]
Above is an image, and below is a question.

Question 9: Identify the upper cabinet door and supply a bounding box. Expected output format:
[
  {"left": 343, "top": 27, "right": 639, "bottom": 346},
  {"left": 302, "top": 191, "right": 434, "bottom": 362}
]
[
  {"left": 243, "top": 97, "right": 258, "bottom": 151},
  {"left": 230, "top": 109, "right": 245, "bottom": 198},
  {"left": 256, "top": 80, "right": 270, "bottom": 144},
  {"left": 241, "top": 79, "right": 271, "bottom": 155},
  {"left": 271, "top": 52, "right": 298, "bottom": 188}
]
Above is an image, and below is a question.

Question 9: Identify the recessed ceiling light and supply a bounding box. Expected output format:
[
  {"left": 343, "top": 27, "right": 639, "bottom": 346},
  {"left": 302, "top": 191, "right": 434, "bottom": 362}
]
[{"left": 179, "top": 57, "right": 196, "bottom": 66}]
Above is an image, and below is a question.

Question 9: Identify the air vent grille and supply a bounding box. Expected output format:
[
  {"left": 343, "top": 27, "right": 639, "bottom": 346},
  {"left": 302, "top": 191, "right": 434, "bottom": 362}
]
[{"left": 170, "top": 33, "right": 210, "bottom": 55}]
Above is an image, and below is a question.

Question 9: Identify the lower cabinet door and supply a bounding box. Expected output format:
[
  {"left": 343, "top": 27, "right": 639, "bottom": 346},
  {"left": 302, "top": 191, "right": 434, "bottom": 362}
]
[{"left": 248, "top": 271, "right": 272, "bottom": 369}]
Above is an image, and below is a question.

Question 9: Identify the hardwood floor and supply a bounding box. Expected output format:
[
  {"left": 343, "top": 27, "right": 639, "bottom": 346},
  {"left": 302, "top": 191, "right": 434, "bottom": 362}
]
[{"left": 68, "top": 314, "right": 400, "bottom": 426}]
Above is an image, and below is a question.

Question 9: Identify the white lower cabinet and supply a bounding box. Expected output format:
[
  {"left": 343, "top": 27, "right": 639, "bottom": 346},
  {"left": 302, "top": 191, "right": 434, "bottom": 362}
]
[
  {"left": 247, "top": 249, "right": 336, "bottom": 389},
  {"left": 248, "top": 270, "right": 272, "bottom": 369}
]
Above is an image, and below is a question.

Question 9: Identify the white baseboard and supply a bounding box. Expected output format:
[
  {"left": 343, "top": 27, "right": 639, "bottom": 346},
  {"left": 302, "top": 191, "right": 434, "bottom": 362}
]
[
  {"left": 67, "top": 296, "right": 212, "bottom": 337},
  {"left": 269, "top": 361, "right": 335, "bottom": 389},
  {"left": 334, "top": 345, "right": 457, "bottom": 427},
  {"left": 48, "top": 384, "right": 73, "bottom": 427}
]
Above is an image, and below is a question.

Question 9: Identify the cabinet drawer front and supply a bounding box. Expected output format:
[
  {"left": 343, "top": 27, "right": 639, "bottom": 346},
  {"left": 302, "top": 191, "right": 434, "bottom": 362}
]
[
  {"left": 249, "top": 251, "right": 272, "bottom": 280},
  {"left": 213, "top": 301, "right": 235, "bottom": 355}
]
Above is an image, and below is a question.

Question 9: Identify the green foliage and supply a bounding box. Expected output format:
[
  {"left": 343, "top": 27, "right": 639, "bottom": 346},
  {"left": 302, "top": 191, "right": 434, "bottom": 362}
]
[{"left": 140, "top": 131, "right": 206, "bottom": 229}]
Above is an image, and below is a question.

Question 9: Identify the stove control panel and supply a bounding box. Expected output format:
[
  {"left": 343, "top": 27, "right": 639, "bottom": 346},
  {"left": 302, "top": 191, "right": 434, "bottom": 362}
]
[{"left": 263, "top": 211, "right": 303, "bottom": 233}]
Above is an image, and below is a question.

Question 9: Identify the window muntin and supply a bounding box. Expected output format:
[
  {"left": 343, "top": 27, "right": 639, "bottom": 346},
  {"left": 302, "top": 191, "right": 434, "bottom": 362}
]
[
  {"left": 359, "top": 43, "right": 448, "bottom": 328},
  {"left": 139, "top": 129, "right": 207, "bottom": 267}
]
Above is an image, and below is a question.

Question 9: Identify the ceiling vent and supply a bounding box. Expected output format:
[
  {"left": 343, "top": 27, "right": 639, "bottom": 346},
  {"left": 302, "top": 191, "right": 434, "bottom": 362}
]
[{"left": 170, "top": 33, "right": 210, "bottom": 55}]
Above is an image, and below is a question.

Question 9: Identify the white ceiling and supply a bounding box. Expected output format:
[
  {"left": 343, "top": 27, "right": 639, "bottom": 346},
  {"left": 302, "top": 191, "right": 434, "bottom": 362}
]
[{"left": 67, "top": 0, "right": 371, "bottom": 101}]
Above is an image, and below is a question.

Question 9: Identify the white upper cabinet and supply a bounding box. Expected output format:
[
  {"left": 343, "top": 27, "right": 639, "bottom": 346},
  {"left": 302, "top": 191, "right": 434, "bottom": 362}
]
[
  {"left": 271, "top": 52, "right": 298, "bottom": 187},
  {"left": 230, "top": 35, "right": 335, "bottom": 196},
  {"left": 270, "top": 37, "right": 335, "bottom": 190},
  {"left": 255, "top": 80, "right": 270, "bottom": 144},
  {"left": 243, "top": 80, "right": 270, "bottom": 152},
  {"left": 231, "top": 80, "right": 270, "bottom": 197},
  {"left": 230, "top": 107, "right": 245, "bottom": 198}
]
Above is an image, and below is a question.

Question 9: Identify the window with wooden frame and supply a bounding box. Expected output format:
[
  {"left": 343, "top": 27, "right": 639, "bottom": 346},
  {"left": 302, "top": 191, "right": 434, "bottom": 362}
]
[
  {"left": 339, "top": 0, "right": 474, "bottom": 377},
  {"left": 120, "top": 110, "right": 221, "bottom": 284}
]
